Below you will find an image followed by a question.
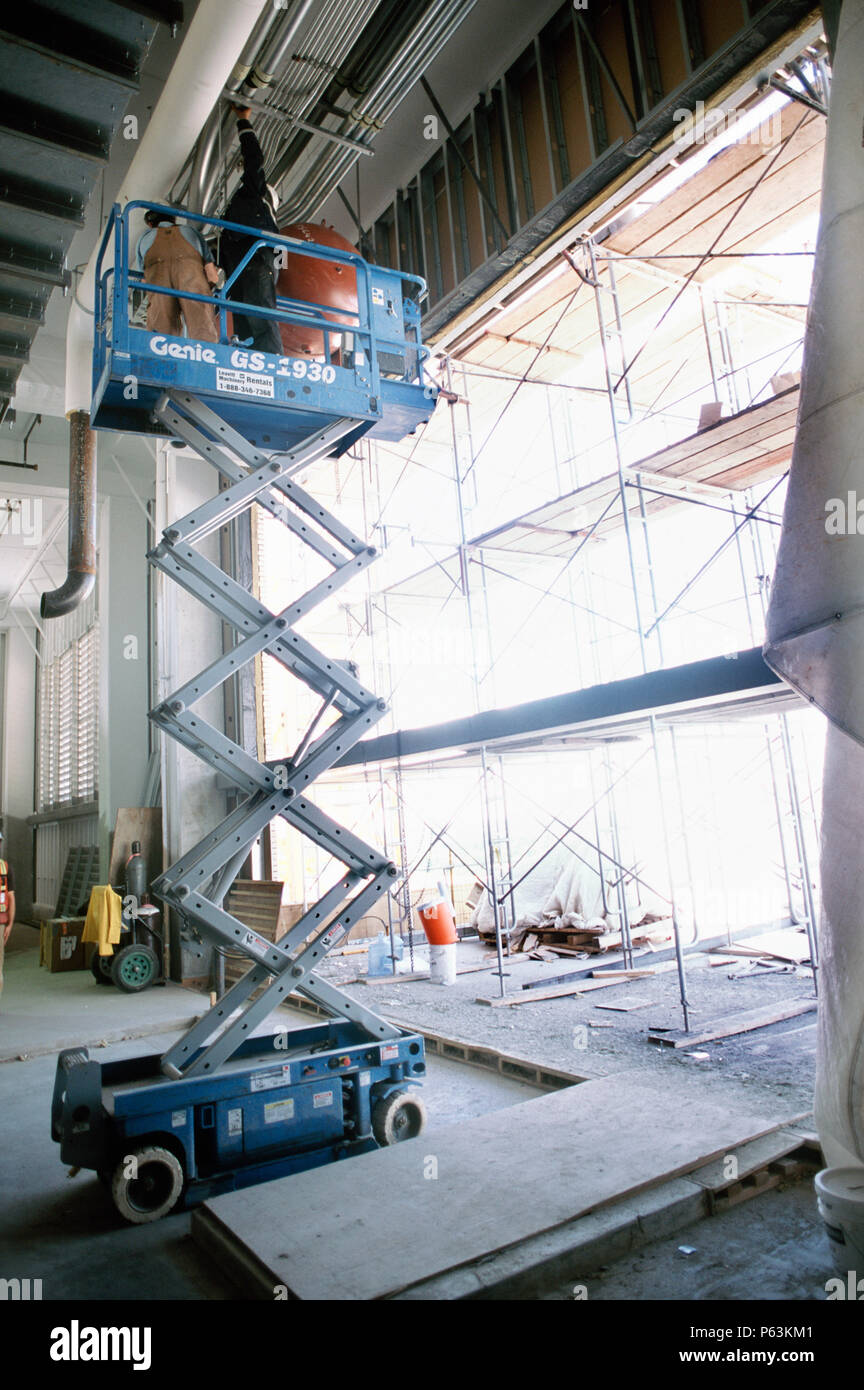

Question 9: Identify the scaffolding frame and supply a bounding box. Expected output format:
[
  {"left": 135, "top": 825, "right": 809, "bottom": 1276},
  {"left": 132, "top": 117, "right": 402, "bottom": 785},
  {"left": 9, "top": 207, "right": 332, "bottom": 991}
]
[{"left": 253, "top": 100, "right": 825, "bottom": 1028}]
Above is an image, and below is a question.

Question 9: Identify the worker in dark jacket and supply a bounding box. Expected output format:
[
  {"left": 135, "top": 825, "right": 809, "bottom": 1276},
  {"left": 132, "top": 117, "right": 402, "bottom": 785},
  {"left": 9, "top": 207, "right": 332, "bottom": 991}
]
[{"left": 221, "top": 106, "right": 282, "bottom": 355}]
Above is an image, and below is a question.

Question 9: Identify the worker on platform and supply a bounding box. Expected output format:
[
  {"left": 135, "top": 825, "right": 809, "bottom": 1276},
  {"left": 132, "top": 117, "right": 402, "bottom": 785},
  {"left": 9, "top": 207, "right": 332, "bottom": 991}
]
[
  {"left": 220, "top": 106, "right": 283, "bottom": 356},
  {"left": 136, "top": 209, "right": 219, "bottom": 342},
  {"left": 0, "top": 828, "right": 16, "bottom": 1005}
]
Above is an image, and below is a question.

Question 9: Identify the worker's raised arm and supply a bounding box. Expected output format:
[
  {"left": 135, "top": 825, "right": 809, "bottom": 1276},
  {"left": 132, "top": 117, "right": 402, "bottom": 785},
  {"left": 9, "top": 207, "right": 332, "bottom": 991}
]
[{"left": 233, "top": 106, "right": 268, "bottom": 200}]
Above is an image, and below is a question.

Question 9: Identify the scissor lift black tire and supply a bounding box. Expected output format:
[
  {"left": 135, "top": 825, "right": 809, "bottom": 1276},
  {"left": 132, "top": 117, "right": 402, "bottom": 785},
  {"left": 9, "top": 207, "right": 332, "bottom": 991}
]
[
  {"left": 372, "top": 1089, "right": 427, "bottom": 1146},
  {"left": 90, "top": 952, "right": 114, "bottom": 985}
]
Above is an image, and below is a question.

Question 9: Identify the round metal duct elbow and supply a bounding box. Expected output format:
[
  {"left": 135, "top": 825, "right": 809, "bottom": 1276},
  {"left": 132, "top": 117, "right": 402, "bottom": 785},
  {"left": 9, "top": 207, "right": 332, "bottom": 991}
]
[
  {"left": 41, "top": 411, "right": 97, "bottom": 620},
  {"left": 40, "top": 570, "right": 96, "bottom": 620}
]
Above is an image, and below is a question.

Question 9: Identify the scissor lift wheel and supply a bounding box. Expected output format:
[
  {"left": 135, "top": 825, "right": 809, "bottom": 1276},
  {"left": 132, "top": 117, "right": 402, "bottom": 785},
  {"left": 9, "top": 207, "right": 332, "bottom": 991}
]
[
  {"left": 111, "top": 1144, "right": 184, "bottom": 1224},
  {"left": 372, "top": 1090, "right": 427, "bottom": 1145}
]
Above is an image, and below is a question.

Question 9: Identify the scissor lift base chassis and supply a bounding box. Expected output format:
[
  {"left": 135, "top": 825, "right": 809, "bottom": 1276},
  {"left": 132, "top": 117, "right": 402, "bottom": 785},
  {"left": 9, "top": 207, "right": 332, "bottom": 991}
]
[{"left": 52, "top": 1022, "right": 425, "bottom": 1211}]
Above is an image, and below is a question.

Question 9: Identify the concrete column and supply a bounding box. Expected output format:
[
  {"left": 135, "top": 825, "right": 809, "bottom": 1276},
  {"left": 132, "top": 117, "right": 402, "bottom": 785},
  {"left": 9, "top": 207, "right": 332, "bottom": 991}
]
[
  {"left": 97, "top": 494, "right": 152, "bottom": 874},
  {"left": 154, "top": 442, "right": 227, "bottom": 983},
  {"left": 765, "top": 0, "right": 864, "bottom": 1168}
]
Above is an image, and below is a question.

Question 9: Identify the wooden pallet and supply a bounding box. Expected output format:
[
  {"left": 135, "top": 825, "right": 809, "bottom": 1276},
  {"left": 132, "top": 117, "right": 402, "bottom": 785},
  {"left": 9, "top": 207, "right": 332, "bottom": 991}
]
[{"left": 522, "top": 922, "right": 671, "bottom": 955}]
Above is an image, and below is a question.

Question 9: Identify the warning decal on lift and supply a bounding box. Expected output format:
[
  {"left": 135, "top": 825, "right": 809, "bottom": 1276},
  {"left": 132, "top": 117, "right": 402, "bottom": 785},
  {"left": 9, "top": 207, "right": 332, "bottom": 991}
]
[
  {"left": 264, "top": 1098, "right": 296, "bottom": 1125},
  {"left": 227, "top": 1108, "right": 243, "bottom": 1136},
  {"left": 250, "top": 1064, "right": 292, "bottom": 1092},
  {"left": 313, "top": 1090, "right": 334, "bottom": 1109},
  {"left": 216, "top": 367, "right": 275, "bottom": 399}
]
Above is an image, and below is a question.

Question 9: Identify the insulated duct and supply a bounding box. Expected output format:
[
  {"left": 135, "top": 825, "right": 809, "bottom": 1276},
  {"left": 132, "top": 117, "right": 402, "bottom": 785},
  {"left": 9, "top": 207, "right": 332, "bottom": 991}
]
[
  {"left": 41, "top": 0, "right": 269, "bottom": 618},
  {"left": 764, "top": 0, "right": 864, "bottom": 1169}
]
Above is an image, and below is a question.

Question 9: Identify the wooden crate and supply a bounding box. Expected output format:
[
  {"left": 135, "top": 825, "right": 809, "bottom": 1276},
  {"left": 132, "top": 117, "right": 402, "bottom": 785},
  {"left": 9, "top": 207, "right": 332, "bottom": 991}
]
[{"left": 39, "top": 917, "right": 95, "bottom": 973}]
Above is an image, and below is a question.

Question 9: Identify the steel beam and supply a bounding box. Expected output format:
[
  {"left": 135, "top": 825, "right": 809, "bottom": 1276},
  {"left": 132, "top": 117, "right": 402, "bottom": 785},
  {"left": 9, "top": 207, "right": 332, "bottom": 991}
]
[{"left": 335, "top": 648, "right": 786, "bottom": 768}]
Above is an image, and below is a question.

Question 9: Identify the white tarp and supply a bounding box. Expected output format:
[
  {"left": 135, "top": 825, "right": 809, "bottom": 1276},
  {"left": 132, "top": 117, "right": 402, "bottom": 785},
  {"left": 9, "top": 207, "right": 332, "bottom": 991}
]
[{"left": 764, "top": 0, "right": 864, "bottom": 1168}]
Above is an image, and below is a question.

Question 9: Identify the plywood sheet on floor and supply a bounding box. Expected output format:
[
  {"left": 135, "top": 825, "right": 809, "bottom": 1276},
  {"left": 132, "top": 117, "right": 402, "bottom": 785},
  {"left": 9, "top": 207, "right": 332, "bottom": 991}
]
[{"left": 191, "top": 1070, "right": 795, "bottom": 1301}]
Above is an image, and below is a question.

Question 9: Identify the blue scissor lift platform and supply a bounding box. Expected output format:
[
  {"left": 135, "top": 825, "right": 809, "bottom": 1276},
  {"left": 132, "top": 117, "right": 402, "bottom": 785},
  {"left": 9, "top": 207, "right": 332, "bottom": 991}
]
[{"left": 52, "top": 203, "right": 438, "bottom": 1222}]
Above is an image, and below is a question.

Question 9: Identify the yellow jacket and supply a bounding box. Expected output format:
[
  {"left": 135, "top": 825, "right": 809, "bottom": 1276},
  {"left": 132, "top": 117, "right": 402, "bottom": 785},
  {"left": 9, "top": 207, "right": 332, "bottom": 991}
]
[{"left": 82, "top": 885, "right": 124, "bottom": 957}]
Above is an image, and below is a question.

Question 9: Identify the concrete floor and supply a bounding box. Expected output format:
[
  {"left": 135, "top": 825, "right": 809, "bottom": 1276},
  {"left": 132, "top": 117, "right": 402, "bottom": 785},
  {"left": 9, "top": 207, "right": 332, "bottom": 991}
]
[
  {"left": 0, "top": 923, "right": 204, "bottom": 1062},
  {"left": 544, "top": 1182, "right": 837, "bottom": 1301},
  {"left": 0, "top": 925, "right": 832, "bottom": 1302},
  {"left": 0, "top": 930, "right": 541, "bottom": 1300},
  {"left": 323, "top": 935, "right": 819, "bottom": 1120}
]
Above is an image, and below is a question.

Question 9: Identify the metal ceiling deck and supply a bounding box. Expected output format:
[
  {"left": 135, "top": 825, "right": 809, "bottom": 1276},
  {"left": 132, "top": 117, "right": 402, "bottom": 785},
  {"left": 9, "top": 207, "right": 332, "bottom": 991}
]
[{"left": 0, "top": 0, "right": 176, "bottom": 412}]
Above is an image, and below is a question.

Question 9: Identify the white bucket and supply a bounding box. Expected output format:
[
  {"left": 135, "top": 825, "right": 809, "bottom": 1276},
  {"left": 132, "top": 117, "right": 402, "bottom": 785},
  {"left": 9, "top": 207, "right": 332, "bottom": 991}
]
[
  {"left": 429, "top": 942, "right": 457, "bottom": 986},
  {"left": 815, "top": 1167, "right": 864, "bottom": 1277}
]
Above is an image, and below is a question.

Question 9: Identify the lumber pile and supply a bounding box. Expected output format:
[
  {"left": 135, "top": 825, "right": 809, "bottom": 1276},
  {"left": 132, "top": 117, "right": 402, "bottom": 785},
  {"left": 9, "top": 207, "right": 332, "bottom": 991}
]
[{"left": 707, "top": 928, "right": 812, "bottom": 966}]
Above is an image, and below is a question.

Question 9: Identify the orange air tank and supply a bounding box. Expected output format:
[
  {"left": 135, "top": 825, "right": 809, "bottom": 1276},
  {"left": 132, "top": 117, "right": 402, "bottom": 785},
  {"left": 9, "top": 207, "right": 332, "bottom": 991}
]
[{"left": 276, "top": 222, "right": 358, "bottom": 359}]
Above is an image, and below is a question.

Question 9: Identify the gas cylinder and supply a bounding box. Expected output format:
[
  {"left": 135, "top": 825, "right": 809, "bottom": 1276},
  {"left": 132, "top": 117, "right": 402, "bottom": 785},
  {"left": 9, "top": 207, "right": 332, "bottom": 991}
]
[
  {"left": 125, "top": 840, "right": 148, "bottom": 904},
  {"left": 277, "top": 222, "right": 358, "bottom": 359}
]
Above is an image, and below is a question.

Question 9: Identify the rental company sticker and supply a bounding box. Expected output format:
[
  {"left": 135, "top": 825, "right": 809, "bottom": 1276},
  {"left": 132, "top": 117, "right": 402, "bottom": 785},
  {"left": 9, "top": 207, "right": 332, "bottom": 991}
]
[
  {"left": 250, "top": 1065, "right": 292, "bottom": 1092},
  {"left": 215, "top": 367, "right": 275, "bottom": 398}
]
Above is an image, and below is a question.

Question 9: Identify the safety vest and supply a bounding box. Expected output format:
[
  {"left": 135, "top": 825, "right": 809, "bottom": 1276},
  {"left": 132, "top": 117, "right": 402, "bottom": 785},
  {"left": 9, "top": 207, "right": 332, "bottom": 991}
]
[{"left": 0, "top": 859, "right": 9, "bottom": 926}]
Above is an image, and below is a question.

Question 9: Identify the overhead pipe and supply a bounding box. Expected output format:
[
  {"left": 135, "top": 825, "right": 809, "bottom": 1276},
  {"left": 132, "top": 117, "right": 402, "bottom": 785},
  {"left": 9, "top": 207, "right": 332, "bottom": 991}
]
[
  {"left": 43, "top": 0, "right": 269, "bottom": 618},
  {"left": 202, "top": 0, "right": 453, "bottom": 215},
  {"left": 275, "top": 0, "right": 477, "bottom": 223},
  {"left": 244, "top": 0, "right": 317, "bottom": 92},
  {"left": 187, "top": 0, "right": 294, "bottom": 211},
  {"left": 195, "top": 0, "right": 347, "bottom": 214}
]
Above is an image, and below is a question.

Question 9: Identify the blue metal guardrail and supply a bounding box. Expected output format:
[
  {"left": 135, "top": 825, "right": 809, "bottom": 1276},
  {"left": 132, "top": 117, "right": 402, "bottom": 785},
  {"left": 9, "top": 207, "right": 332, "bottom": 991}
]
[{"left": 91, "top": 201, "right": 434, "bottom": 444}]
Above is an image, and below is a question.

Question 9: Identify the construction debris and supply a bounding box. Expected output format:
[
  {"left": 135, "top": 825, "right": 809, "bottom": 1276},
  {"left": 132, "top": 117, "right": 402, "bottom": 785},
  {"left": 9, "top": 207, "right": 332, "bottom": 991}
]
[{"left": 648, "top": 998, "right": 817, "bottom": 1048}]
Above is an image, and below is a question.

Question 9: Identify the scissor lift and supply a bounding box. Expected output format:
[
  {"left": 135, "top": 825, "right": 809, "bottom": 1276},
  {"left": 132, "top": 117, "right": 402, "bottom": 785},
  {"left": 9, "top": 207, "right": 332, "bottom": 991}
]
[{"left": 52, "top": 203, "right": 438, "bottom": 1222}]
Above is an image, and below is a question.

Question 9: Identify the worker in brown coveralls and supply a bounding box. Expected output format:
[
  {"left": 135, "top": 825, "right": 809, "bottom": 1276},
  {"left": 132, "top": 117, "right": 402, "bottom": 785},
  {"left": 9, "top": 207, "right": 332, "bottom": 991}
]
[
  {"left": 136, "top": 210, "right": 219, "bottom": 341},
  {"left": 0, "top": 828, "right": 15, "bottom": 1004}
]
